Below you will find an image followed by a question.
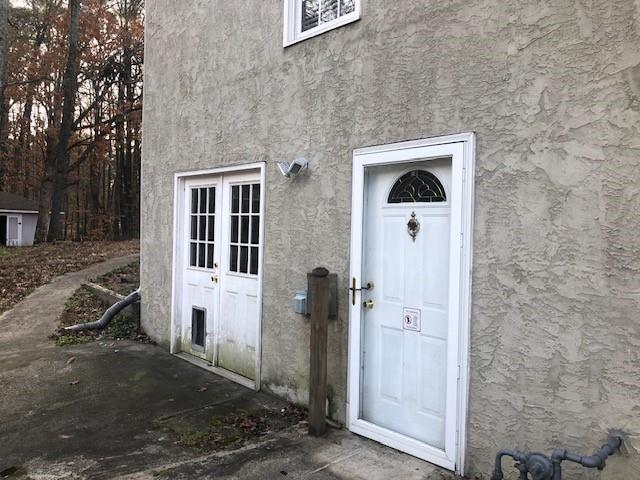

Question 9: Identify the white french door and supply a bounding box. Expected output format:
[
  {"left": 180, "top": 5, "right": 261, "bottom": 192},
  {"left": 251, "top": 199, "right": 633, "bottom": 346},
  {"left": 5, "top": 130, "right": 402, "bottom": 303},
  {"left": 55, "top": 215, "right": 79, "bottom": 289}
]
[
  {"left": 348, "top": 135, "right": 475, "bottom": 474},
  {"left": 217, "top": 173, "right": 261, "bottom": 381},
  {"left": 181, "top": 178, "right": 221, "bottom": 362},
  {"left": 177, "top": 167, "right": 264, "bottom": 385}
]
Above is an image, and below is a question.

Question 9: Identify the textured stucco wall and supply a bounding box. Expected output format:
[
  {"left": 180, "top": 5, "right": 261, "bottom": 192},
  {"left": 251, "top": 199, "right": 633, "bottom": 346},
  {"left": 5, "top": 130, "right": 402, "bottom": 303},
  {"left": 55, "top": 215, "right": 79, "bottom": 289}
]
[{"left": 141, "top": 0, "right": 640, "bottom": 477}]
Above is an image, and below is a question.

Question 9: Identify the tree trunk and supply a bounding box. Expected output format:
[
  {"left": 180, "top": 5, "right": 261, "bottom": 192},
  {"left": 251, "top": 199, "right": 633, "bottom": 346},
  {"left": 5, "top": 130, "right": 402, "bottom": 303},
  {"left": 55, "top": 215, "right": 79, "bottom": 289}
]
[
  {"left": 112, "top": 78, "right": 125, "bottom": 240},
  {"left": 15, "top": 95, "right": 34, "bottom": 195},
  {"left": 0, "top": 0, "right": 9, "bottom": 190},
  {"left": 35, "top": 131, "right": 57, "bottom": 243},
  {"left": 15, "top": 23, "right": 48, "bottom": 197},
  {"left": 48, "top": 0, "right": 81, "bottom": 242}
]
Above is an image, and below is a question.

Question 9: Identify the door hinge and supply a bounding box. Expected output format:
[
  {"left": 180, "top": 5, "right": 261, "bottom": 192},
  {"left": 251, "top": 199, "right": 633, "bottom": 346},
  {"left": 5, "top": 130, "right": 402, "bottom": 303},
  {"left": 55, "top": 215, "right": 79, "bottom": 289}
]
[{"left": 457, "top": 364, "right": 461, "bottom": 381}]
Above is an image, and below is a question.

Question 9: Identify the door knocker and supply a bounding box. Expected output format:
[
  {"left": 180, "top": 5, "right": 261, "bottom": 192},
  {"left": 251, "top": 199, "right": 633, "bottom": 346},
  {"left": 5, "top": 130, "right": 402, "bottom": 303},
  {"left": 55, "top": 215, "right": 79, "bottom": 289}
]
[{"left": 407, "top": 212, "right": 420, "bottom": 242}]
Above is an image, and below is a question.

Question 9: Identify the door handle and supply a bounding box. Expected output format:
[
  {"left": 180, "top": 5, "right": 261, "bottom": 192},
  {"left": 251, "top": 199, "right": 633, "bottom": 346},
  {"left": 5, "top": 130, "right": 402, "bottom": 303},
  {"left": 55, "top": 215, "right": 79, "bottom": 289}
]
[
  {"left": 363, "top": 299, "right": 375, "bottom": 309},
  {"left": 350, "top": 278, "right": 374, "bottom": 306}
]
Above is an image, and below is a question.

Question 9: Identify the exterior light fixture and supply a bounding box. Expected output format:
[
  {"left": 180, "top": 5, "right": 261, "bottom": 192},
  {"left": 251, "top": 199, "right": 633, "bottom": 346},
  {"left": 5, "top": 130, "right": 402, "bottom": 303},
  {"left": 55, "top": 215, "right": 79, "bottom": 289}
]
[{"left": 277, "top": 157, "right": 308, "bottom": 178}]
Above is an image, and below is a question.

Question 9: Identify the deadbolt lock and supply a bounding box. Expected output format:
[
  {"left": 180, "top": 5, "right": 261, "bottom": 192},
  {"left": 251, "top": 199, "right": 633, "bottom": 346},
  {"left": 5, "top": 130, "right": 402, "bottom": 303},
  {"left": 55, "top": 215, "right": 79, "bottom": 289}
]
[
  {"left": 211, "top": 275, "right": 219, "bottom": 283},
  {"left": 363, "top": 299, "right": 375, "bottom": 309},
  {"left": 350, "top": 278, "right": 374, "bottom": 306}
]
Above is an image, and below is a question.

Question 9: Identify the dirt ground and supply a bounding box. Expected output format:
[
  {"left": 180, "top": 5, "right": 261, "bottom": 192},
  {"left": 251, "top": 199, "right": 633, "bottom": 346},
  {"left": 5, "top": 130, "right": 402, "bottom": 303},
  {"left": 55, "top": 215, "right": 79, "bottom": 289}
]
[
  {"left": 0, "top": 240, "right": 139, "bottom": 314},
  {"left": 93, "top": 261, "right": 139, "bottom": 296},
  {"left": 52, "top": 285, "right": 149, "bottom": 346}
]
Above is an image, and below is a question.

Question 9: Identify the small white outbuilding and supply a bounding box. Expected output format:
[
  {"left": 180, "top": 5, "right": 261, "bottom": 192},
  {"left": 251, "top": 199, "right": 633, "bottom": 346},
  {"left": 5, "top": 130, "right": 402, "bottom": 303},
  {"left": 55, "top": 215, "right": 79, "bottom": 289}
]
[{"left": 0, "top": 192, "right": 39, "bottom": 247}]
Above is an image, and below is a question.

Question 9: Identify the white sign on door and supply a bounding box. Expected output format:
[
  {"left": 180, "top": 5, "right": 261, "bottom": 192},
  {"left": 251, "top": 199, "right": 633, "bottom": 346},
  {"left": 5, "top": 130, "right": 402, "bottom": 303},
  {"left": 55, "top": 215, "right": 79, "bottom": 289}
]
[{"left": 403, "top": 307, "right": 421, "bottom": 332}]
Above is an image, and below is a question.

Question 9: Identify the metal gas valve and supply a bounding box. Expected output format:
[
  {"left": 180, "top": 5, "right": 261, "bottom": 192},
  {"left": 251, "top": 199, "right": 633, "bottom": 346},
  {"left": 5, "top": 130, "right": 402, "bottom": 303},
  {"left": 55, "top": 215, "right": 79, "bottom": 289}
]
[{"left": 491, "top": 435, "right": 622, "bottom": 480}]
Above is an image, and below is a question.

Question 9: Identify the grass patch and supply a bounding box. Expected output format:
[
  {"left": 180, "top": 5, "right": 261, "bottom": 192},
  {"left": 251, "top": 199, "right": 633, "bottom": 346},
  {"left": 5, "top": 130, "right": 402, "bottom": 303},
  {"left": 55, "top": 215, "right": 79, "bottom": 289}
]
[
  {"left": 0, "top": 247, "right": 12, "bottom": 258},
  {"left": 55, "top": 334, "right": 94, "bottom": 347},
  {"left": 166, "top": 405, "right": 307, "bottom": 453},
  {"left": 176, "top": 430, "right": 214, "bottom": 450},
  {"left": 107, "top": 312, "right": 138, "bottom": 339}
]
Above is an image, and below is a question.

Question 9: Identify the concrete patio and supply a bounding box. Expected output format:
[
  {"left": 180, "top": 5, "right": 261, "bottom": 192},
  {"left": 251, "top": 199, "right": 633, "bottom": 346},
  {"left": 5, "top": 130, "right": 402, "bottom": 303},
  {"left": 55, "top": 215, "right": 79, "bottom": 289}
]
[{"left": 0, "top": 258, "right": 458, "bottom": 480}]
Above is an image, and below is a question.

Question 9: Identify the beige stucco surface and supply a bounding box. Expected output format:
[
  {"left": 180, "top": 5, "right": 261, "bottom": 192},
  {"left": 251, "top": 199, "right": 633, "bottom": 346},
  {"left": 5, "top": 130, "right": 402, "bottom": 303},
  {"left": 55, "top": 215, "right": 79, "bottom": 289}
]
[{"left": 141, "top": 0, "right": 640, "bottom": 477}]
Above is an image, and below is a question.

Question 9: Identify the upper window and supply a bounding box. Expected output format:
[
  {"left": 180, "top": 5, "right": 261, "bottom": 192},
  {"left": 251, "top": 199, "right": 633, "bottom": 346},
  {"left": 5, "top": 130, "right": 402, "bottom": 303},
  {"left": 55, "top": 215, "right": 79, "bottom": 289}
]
[
  {"left": 388, "top": 170, "right": 447, "bottom": 204},
  {"left": 284, "top": 0, "right": 361, "bottom": 46}
]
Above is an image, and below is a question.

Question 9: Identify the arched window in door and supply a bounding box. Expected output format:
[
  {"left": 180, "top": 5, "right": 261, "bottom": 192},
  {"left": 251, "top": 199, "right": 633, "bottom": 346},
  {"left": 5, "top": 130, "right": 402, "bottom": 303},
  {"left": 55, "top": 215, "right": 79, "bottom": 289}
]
[{"left": 387, "top": 170, "right": 447, "bottom": 203}]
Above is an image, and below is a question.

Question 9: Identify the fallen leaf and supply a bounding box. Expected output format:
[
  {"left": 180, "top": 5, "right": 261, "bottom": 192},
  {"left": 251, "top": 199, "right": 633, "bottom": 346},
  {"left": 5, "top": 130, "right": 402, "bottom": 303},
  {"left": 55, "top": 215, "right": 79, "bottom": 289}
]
[
  {"left": 66, "top": 357, "right": 76, "bottom": 366},
  {"left": 69, "top": 380, "right": 80, "bottom": 385},
  {"left": 0, "top": 241, "right": 139, "bottom": 315},
  {"left": 198, "top": 386, "right": 208, "bottom": 392}
]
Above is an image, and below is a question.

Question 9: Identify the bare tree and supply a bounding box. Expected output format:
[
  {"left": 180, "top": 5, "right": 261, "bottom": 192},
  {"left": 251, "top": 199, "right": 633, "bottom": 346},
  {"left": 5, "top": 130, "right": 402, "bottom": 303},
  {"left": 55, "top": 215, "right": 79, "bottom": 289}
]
[
  {"left": 0, "top": 0, "right": 8, "bottom": 188},
  {"left": 4, "top": 0, "right": 144, "bottom": 242},
  {"left": 47, "top": 0, "right": 81, "bottom": 241}
]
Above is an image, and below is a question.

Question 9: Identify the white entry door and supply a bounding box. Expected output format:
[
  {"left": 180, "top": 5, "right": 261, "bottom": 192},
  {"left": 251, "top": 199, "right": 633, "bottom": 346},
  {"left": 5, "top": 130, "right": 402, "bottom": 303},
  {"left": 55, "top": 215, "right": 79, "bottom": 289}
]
[
  {"left": 179, "top": 169, "right": 263, "bottom": 383},
  {"left": 363, "top": 159, "right": 454, "bottom": 449},
  {"left": 349, "top": 136, "right": 474, "bottom": 473}
]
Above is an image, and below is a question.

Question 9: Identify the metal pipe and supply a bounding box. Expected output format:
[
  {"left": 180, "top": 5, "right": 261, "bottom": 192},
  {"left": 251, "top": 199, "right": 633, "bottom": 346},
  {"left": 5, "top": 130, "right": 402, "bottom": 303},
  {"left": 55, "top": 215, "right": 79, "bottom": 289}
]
[
  {"left": 64, "top": 288, "right": 141, "bottom": 332},
  {"left": 491, "top": 435, "right": 622, "bottom": 480},
  {"left": 551, "top": 436, "right": 622, "bottom": 471},
  {"left": 491, "top": 449, "right": 527, "bottom": 480}
]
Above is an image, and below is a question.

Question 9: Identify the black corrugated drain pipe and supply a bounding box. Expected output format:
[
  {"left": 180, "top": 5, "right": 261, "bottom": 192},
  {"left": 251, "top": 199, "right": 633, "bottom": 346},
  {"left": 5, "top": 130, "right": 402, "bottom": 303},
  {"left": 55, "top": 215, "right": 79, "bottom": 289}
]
[
  {"left": 491, "top": 435, "right": 623, "bottom": 480},
  {"left": 64, "top": 288, "right": 141, "bottom": 332}
]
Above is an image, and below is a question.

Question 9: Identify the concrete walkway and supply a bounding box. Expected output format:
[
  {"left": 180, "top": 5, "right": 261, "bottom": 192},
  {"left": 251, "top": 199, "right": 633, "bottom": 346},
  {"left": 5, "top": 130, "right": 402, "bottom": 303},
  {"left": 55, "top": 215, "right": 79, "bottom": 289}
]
[{"left": 0, "top": 258, "right": 456, "bottom": 480}]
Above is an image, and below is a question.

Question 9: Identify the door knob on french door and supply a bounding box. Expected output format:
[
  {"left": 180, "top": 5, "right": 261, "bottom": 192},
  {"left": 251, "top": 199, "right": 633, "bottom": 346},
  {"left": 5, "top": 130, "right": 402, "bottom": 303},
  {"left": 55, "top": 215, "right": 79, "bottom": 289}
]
[
  {"left": 363, "top": 299, "right": 375, "bottom": 309},
  {"left": 211, "top": 275, "right": 219, "bottom": 283}
]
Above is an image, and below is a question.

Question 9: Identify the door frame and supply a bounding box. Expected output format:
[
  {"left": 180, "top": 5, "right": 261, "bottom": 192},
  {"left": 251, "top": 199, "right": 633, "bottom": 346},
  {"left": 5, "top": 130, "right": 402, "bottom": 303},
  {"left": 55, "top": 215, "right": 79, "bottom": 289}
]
[
  {"left": 347, "top": 133, "right": 475, "bottom": 474},
  {"left": 170, "top": 162, "right": 266, "bottom": 391}
]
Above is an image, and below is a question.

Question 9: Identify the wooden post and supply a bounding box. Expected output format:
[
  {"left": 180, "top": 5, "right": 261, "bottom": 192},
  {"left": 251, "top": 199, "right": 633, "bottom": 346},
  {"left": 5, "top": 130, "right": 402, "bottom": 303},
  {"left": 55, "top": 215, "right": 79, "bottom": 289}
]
[{"left": 308, "top": 266, "right": 330, "bottom": 437}]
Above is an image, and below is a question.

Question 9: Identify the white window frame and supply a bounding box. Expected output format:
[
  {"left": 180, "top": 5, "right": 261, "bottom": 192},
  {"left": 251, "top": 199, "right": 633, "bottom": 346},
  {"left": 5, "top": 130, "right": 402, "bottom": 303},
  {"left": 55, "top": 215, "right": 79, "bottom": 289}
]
[{"left": 283, "top": 0, "right": 361, "bottom": 47}]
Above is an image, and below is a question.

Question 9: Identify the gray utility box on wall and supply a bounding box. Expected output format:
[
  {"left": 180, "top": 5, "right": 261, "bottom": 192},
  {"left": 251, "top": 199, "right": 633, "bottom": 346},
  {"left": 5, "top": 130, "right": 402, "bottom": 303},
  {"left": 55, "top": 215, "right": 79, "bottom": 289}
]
[
  {"left": 306, "top": 272, "right": 338, "bottom": 318},
  {"left": 293, "top": 290, "right": 308, "bottom": 315}
]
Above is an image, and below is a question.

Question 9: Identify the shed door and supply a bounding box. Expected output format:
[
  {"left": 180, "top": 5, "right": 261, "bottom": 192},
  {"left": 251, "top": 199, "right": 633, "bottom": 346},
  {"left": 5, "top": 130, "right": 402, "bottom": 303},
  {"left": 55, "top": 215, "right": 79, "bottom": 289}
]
[
  {"left": 0, "top": 216, "right": 6, "bottom": 246},
  {"left": 6, "top": 215, "right": 21, "bottom": 247}
]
